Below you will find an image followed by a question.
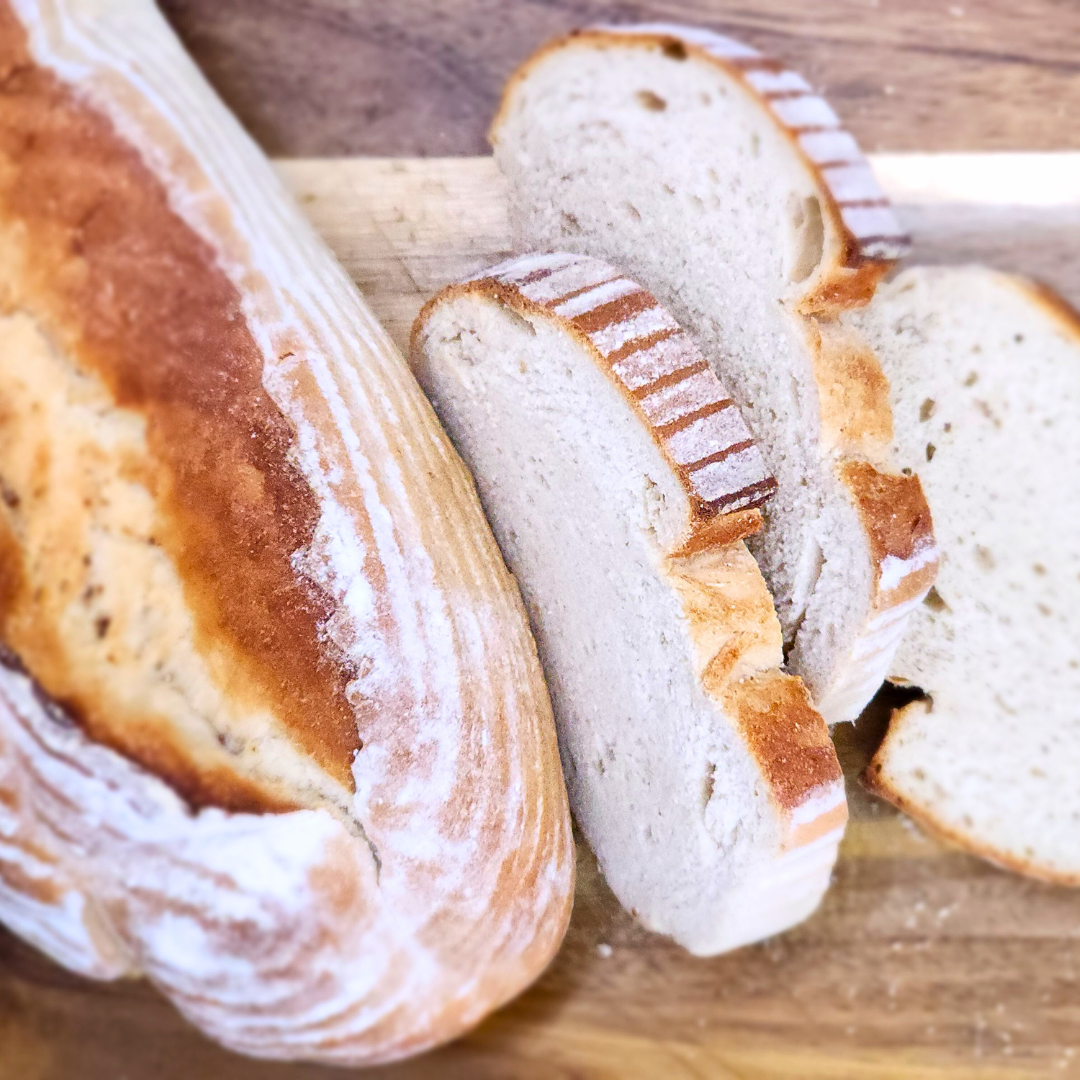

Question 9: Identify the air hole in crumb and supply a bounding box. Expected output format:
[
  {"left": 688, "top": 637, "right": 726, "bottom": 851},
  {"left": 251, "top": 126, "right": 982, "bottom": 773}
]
[
  {"left": 661, "top": 39, "right": 688, "bottom": 60},
  {"left": 925, "top": 443, "right": 936, "bottom": 461},
  {"left": 701, "top": 762, "right": 716, "bottom": 810},
  {"left": 923, "top": 586, "right": 949, "bottom": 613},
  {"left": 974, "top": 399, "right": 1001, "bottom": 427},
  {"left": 642, "top": 475, "right": 667, "bottom": 539},
  {"left": 963, "top": 371, "right": 978, "bottom": 386},
  {"left": 596, "top": 757, "right": 606, "bottom": 776},
  {"left": 975, "top": 545, "right": 995, "bottom": 570},
  {"left": 636, "top": 89, "right": 667, "bottom": 111},
  {"left": 662, "top": 182, "right": 675, "bottom": 196},
  {"left": 707, "top": 167, "right": 719, "bottom": 183},
  {"left": 94, "top": 615, "right": 111, "bottom": 639},
  {"left": 943, "top": 422, "right": 952, "bottom": 432},
  {"left": 700, "top": 92, "right": 711, "bottom": 105},
  {"left": 919, "top": 398, "right": 936, "bottom": 422},
  {"left": 501, "top": 305, "right": 537, "bottom": 337},
  {"left": 785, "top": 194, "right": 824, "bottom": 283},
  {"left": 750, "top": 132, "right": 761, "bottom": 157},
  {"left": 993, "top": 693, "right": 1017, "bottom": 717},
  {"left": 626, "top": 202, "right": 642, "bottom": 222},
  {"left": 559, "top": 210, "right": 581, "bottom": 236},
  {"left": 689, "top": 194, "right": 705, "bottom": 214},
  {"left": 1014, "top": 333, "right": 1024, "bottom": 343},
  {"left": 1037, "top": 603, "right": 1052, "bottom": 616},
  {"left": 901, "top": 467, "right": 913, "bottom": 476},
  {"left": 1033, "top": 563, "right": 1046, "bottom": 575}
]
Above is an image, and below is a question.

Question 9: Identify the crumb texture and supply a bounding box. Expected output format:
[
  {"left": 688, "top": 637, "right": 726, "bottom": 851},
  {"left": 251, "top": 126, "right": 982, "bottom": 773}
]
[
  {"left": 856, "top": 266, "right": 1080, "bottom": 883},
  {"left": 492, "top": 24, "right": 935, "bottom": 725}
]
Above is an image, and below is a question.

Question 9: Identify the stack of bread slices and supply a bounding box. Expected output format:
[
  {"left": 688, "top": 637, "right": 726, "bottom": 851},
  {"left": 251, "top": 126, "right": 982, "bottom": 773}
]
[{"left": 417, "top": 19, "right": 1080, "bottom": 960}]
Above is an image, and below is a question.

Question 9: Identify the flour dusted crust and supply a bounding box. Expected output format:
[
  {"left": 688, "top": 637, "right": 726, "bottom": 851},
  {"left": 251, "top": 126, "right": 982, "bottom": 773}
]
[
  {"left": 413, "top": 252, "right": 846, "bottom": 949},
  {"left": 420, "top": 252, "right": 778, "bottom": 551},
  {"left": 0, "top": 0, "right": 573, "bottom": 1065},
  {"left": 492, "top": 23, "right": 910, "bottom": 314}
]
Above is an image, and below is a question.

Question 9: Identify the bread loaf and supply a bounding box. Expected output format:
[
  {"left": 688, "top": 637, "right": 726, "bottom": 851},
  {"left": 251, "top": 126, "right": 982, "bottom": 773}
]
[
  {"left": 852, "top": 266, "right": 1080, "bottom": 884},
  {"left": 490, "top": 23, "right": 938, "bottom": 724},
  {"left": 0, "top": 0, "right": 573, "bottom": 1063},
  {"left": 412, "top": 252, "right": 846, "bottom": 955}
]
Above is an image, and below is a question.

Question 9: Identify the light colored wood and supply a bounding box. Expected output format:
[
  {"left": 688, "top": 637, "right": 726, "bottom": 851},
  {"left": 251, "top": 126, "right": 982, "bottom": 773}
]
[
  {"left": 278, "top": 154, "right": 1080, "bottom": 354},
  {"left": 3, "top": 155, "right": 1080, "bottom": 1079}
]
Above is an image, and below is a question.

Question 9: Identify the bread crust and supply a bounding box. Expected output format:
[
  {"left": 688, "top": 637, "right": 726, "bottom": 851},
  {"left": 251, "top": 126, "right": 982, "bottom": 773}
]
[
  {"left": 863, "top": 701, "right": 1080, "bottom": 887},
  {"left": 413, "top": 252, "right": 845, "bottom": 862},
  {"left": 413, "top": 252, "right": 778, "bottom": 551},
  {"left": 0, "top": 0, "right": 574, "bottom": 1064},
  {"left": 0, "top": 21, "right": 360, "bottom": 806},
  {"left": 860, "top": 270, "right": 1080, "bottom": 888},
  {"left": 490, "top": 24, "right": 910, "bottom": 315}
]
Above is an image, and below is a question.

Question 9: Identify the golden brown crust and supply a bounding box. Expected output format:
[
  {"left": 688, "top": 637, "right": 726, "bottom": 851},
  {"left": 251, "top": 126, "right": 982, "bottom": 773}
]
[
  {"left": 1011, "top": 274, "right": 1080, "bottom": 343},
  {"left": 0, "top": 9, "right": 360, "bottom": 809},
  {"left": 668, "top": 508, "right": 763, "bottom": 557},
  {"left": 721, "top": 671, "right": 843, "bottom": 812},
  {"left": 838, "top": 460, "right": 937, "bottom": 605},
  {"left": 800, "top": 257, "right": 891, "bottom": 315},
  {"left": 489, "top": 28, "right": 901, "bottom": 316},
  {"left": 863, "top": 702, "right": 1080, "bottom": 887},
  {"left": 666, "top": 544, "right": 842, "bottom": 819},
  {"left": 805, "top": 317, "right": 894, "bottom": 456}
]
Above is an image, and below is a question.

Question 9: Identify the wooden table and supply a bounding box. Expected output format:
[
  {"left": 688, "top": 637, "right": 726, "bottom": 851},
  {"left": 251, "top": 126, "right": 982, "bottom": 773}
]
[
  {"left": 5, "top": 4, "right": 1080, "bottom": 1077},
  {"left": 156, "top": 0, "right": 1080, "bottom": 156}
]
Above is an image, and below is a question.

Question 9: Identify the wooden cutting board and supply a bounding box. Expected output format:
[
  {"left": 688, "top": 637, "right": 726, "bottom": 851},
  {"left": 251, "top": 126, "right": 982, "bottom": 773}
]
[{"left": 2, "top": 155, "right": 1080, "bottom": 1080}]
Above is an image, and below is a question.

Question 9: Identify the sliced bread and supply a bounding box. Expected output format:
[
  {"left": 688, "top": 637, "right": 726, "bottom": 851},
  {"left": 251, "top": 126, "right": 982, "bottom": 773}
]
[
  {"left": 411, "top": 252, "right": 846, "bottom": 954},
  {"left": 490, "top": 23, "right": 937, "bottom": 723},
  {"left": 852, "top": 266, "right": 1080, "bottom": 884}
]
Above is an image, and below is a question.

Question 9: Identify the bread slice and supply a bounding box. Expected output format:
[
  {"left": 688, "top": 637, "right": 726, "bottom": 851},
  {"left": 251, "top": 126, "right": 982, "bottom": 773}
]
[
  {"left": 490, "top": 23, "right": 938, "bottom": 724},
  {"left": 411, "top": 251, "right": 846, "bottom": 955},
  {"left": 852, "top": 266, "right": 1080, "bottom": 884},
  {"left": 0, "top": 0, "right": 573, "bottom": 1065}
]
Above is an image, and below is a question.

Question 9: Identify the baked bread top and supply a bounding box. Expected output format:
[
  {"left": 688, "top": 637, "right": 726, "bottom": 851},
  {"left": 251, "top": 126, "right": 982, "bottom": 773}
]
[{"left": 0, "top": 0, "right": 573, "bottom": 1064}]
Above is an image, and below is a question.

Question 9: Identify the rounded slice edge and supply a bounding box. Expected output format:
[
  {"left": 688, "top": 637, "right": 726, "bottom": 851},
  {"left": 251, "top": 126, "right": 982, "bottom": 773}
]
[
  {"left": 490, "top": 23, "right": 910, "bottom": 313},
  {"left": 412, "top": 251, "right": 846, "bottom": 953}
]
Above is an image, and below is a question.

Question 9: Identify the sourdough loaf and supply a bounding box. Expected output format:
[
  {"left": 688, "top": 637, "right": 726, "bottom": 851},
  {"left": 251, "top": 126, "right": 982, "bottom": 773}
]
[
  {"left": 412, "top": 252, "right": 846, "bottom": 955},
  {"left": 853, "top": 266, "right": 1080, "bottom": 884},
  {"left": 491, "top": 23, "right": 937, "bottom": 724},
  {"left": 0, "top": 0, "right": 573, "bottom": 1064}
]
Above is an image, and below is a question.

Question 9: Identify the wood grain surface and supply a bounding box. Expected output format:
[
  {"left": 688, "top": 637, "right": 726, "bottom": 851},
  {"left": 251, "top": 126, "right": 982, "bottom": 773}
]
[
  {"left": 3, "top": 154, "right": 1080, "bottom": 1080},
  {"left": 156, "top": 0, "right": 1080, "bottom": 157}
]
